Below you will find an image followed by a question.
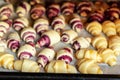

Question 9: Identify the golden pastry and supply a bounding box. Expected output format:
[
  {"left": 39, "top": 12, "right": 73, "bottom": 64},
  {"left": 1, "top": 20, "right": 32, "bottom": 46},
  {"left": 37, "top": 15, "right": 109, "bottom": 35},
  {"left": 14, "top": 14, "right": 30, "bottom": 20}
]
[
  {"left": 86, "top": 21, "right": 102, "bottom": 36},
  {"left": 92, "top": 35, "right": 108, "bottom": 49},
  {"left": 45, "top": 60, "right": 77, "bottom": 73},
  {"left": 76, "top": 58, "right": 103, "bottom": 74},
  {"left": 102, "top": 20, "right": 116, "bottom": 37},
  {"left": 14, "top": 59, "right": 40, "bottom": 72},
  {"left": 98, "top": 48, "right": 117, "bottom": 66},
  {"left": 75, "top": 49, "right": 102, "bottom": 62},
  {"left": 114, "top": 19, "right": 120, "bottom": 36},
  {"left": 108, "top": 35, "right": 120, "bottom": 56},
  {"left": 0, "top": 52, "right": 14, "bottom": 70}
]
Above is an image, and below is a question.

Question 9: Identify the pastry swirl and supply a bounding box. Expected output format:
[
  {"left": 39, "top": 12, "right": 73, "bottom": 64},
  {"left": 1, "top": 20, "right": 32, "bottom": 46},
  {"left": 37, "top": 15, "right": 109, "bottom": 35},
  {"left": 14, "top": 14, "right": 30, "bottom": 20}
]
[
  {"left": 7, "top": 32, "right": 20, "bottom": 52},
  {"left": 30, "top": 4, "right": 46, "bottom": 20},
  {"left": 17, "top": 44, "right": 36, "bottom": 59},
  {"left": 37, "top": 48, "right": 55, "bottom": 68},
  {"left": 36, "top": 30, "right": 60, "bottom": 48},
  {"left": 16, "top": 1, "right": 31, "bottom": 17},
  {"left": 61, "top": 30, "right": 78, "bottom": 44},
  {"left": 33, "top": 18, "right": 49, "bottom": 35},
  {"left": 56, "top": 47, "right": 73, "bottom": 64},
  {"left": 71, "top": 37, "right": 91, "bottom": 50},
  {"left": 13, "top": 17, "right": 29, "bottom": 31}
]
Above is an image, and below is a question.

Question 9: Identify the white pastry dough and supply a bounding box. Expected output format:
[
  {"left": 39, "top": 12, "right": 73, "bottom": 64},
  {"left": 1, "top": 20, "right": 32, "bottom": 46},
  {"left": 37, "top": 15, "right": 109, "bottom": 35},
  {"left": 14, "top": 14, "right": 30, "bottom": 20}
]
[
  {"left": 0, "top": 21, "right": 9, "bottom": 38},
  {"left": 70, "top": 14, "right": 83, "bottom": 33},
  {"left": 51, "top": 15, "right": 65, "bottom": 33},
  {"left": 13, "top": 17, "right": 29, "bottom": 31},
  {"left": 16, "top": 1, "right": 31, "bottom": 17},
  {"left": 37, "top": 48, "right": 55, "bottom": 68},
  {"left": 21, "top": 27, "right": 36, "bottom": 43},
  {"left": 0, "top": 52, "right": 14, "bottom": 70},
  {"left": 86, "top": 21, "right": 102, "bottom": 36},
  {"left": 102, "top": 20, "right": 116, "bottom": 37},
  {"left": 56, "top": 47, "right": 73, "bottom": 64},
  {"left": 0, "top": 4, "right": 13, "bottom": 20},
  {"left": 92, "top": 35, "right": 108, "bottom": 49},
  {"left": 17, "top": 44, "right": 36, "bottom": 59},
  {"left": 98, "top": 48, "right": 117, "bottom": 66},
  {"left": 76, "top": 58, "right": 103, "bottom": 74},
  {"left": 75, "top": 49, "right": 102, "bottom": 62},
  {"left": 108, "top": 35, "right": 120, "bottom": 56},
  {"left": 14, "top": 59, "right": 40, "bottom": 72},
  {"left": 7, "top": 32, "right": 20, "bottom": 52},
  {"left": 0, "top": 40, "right": 7, "bottom": 52},
  {"left": 45, "top": 60, "right": 77, "bottom": 73},
  {"left": 36, "top": 30, "right": 60, "bottom": 48},
  {"left": 61, "top": 30, "right": 78, "bottom": 44},
  {"left": 71, "top": 37, "right": 91, "bottom": 50},
  {"left": 33, "top": 18, "right": 49, "bottom": 35}
]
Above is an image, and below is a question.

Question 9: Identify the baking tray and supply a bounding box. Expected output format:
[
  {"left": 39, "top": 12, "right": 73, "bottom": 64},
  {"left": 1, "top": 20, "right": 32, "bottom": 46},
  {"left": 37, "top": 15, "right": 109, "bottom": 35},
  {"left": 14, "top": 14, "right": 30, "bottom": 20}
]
[{"left": 1, "top": 0, "right": 120, "bottom": 79}]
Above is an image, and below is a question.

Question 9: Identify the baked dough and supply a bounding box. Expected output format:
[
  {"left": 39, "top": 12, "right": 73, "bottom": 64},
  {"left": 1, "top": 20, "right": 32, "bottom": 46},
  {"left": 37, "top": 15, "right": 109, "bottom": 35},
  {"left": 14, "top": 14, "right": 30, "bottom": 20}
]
[
  {"left": 75, "top": 49, "right": 102, "bottom": 62},
  {"left": 114, "top": 19, "right": 120, "bottom": 36},
  {"left": 14, "top": 59, "right": 40, "bottom": 72},
  {"left": 86, "top": 21, "right": 102, "bottom": 36},
  {"left": 108, "top": 35, "right": 120, "bottom": 56},
  {"left": 31, "top": 4, "right": 46, "bottom": 20},
  {"left": 92, "top": 35, "right": 108, "bottom": 49},
  {"left": 47, "top": 3, "right": 60, "bottom": 19},
  {"left": 77, "top": 1, "right": 92, "bottom": 17},
  {"left": 61, "top": 2, "right": 75, "bottom": 15},
  {"left": 45, "top": 60, "right": 77, "bottom": 73},
  {"left": 76, "top": 58, "right": 103, "bottom": 74},
  {"left": 0, "top": 52, "right": 14, "bottom": 70},
  {"left": 98, "top": 48, "right": 117, "bottom": 66},
  {"left": 102, "top": 20, "right": 116, "bottom": 37}
]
